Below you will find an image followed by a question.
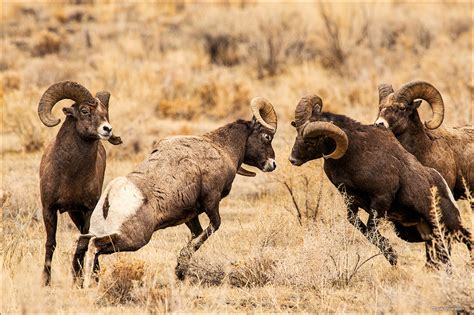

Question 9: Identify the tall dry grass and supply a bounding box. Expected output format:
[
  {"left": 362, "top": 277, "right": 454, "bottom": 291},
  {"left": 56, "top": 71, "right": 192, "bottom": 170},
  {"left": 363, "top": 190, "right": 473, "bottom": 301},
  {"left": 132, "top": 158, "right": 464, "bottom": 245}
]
[{"left": 1, "top": 1, "right": 472, "bottom": 313}]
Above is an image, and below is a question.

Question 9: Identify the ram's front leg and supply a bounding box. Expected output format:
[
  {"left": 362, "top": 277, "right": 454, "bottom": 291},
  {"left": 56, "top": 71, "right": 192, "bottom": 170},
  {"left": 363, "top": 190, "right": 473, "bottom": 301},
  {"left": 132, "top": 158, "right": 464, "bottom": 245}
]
[
  {"left": 366, "top": 212, "right": 398, "bottom": 265},
  {"left": 347, "top": 203, "right": 368, "bottom": 235},
  {"left": 176, "top": 199, "right": 221, "bottom": 280},
  {"left": 185, "top": 216, "right": 204, "bottom": 239}
]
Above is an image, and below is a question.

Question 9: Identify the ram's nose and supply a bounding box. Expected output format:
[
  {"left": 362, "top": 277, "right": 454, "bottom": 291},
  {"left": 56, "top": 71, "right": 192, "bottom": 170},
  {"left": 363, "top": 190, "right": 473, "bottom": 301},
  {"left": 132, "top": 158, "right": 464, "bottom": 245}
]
[
  {"left": 289, "top": 156, "right": 303, "bottom": 166},
  {"left": 98, "top": 122, "right": 113, "bottom": 139},
  {"left": 374, "top": 117, "right": 388, "bottom": 128},
  {"left": 263, "top": 158, "right": 277, "bottom": 172}
]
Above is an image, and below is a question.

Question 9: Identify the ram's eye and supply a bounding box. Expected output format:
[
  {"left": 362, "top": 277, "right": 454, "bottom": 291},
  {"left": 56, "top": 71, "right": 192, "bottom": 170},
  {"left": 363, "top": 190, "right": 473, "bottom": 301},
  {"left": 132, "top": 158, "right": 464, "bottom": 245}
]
[
  {"left": 304, "top": 139, "right": 317, "bottom": 146},
  {"left": 80, "top": 108, "right": 89, "bottom": 115},
  {"left": 262, "top": 133, "right": 272, "bottom": 142}
]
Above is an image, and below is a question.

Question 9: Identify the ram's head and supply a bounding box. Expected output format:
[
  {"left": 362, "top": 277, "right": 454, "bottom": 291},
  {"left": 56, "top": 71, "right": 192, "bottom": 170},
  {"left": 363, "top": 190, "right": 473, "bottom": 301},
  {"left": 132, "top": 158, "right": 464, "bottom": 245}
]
[
  {"left": 238, "top": 97, "right": 278, "bottom": 176},
  {"left": 375, "top": 81, "right": 445, "bottom": 135},
  {"left": 38, "top": 81, "right": 122, "bottom": 145},
  {"left": 289, "top": 95, "right": 348, "bottom": 166}
]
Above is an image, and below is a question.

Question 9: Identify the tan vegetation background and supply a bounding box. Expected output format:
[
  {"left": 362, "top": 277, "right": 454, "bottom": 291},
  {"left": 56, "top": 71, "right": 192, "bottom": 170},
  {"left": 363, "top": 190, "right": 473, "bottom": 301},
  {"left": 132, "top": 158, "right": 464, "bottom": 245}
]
[{"left": 1, "top": 1, "right": 473, "bottom": 313}]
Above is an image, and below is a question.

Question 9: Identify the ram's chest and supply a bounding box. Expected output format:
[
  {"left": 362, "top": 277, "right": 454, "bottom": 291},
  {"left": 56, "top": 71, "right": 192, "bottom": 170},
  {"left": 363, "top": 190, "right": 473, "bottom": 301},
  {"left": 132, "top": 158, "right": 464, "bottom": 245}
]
[{"left": 56, "top": 187, "right": 101, "bottom": 212}]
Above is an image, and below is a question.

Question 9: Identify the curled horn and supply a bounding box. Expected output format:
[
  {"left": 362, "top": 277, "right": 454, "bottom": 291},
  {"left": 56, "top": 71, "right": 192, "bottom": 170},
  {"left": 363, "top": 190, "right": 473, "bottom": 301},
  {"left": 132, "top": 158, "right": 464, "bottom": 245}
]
[
  {"left": 38, "top": 81, "right": 95, "bottom": 127},
  {"left": 302, "top": 122, "right": 348, "bottom": 159},
  {"left": 250, "top": 97, "right": 278, "bottom": 131},
  {"left": 294, "top": 95, "right": 323, "bottom": 128},
  {"left": 394, "top": 81, "right": 444, "bottom": 129},
  {"left": 378, "top": 84, "right": 394, "bottom": 103}
]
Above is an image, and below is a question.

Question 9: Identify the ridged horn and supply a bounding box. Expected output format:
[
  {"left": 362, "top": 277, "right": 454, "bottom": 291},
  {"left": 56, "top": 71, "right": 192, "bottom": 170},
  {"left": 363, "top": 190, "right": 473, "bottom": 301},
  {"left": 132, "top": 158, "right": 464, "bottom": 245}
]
[
  {"left": 378, "top": 84, "right": 394, "bottom": 103},
  {"left": 394, "top": 81, "right": 444, "bottom": 129},
  {"left": 294, "top": 95, "right": 323, "bottom": 128},
  {"left": 302, "top": 122, "right": 348, "bottom": 159},
  {"left": 38, "top": 81, "right": 95, "bottom": 127},
  {"left": 250, "top": 97, "right": 277, "bottom": 131}
]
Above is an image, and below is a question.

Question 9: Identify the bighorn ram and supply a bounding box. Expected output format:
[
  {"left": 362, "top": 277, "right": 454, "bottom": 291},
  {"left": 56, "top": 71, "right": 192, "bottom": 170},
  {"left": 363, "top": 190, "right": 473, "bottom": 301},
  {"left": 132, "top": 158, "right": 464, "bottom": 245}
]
[
  {"left": 38, "top": 81, "right": 122, "bottom": 285},
  {"left": 77, "top": 97, "right": 277, "bottom": 285},
  {"left": 289, "top": 95, "right": 471, "bottom": 267},
  {"left": 375, "top": 81, "right": 474, "bottom": 200}
]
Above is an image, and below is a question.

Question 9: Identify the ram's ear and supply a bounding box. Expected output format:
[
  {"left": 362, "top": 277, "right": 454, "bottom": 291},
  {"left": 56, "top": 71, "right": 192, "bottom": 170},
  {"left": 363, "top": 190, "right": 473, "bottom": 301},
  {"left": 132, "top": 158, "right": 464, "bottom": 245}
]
[
  {"left": 62, "top": 106, "right": 75, "bottom": 117},
  {"left": 412, "top": 100, "right": 422, "bottom": 109}
]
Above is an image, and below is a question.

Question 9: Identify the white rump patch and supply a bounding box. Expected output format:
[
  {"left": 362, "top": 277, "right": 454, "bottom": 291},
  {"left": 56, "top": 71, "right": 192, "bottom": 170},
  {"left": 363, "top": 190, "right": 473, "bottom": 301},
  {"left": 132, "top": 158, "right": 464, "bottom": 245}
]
[
  {"left": 432, "top": 169, "right": 458, "bottom": 210},
  {"left": 89, "top": 176, "right": 145, "bottom": 236}
]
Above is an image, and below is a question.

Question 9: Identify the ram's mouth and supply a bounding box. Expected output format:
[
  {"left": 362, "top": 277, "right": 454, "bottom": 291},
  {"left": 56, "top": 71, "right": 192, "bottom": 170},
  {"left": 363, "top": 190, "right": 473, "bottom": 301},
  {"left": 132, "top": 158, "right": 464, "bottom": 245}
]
[
  {"left": 98, "top": 132, "right": 112, "bottom": 140},
  {"left": 289, "top": 156, "right": 304, "bottom": 166}
]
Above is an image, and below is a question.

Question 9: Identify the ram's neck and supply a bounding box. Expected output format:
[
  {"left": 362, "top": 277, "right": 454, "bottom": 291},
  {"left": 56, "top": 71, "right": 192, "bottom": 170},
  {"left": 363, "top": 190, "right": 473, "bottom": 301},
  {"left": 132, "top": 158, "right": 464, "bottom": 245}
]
[
  {"left": 204, "top": 120, "right": 251, "bottom": 169},
  {"left": 52, "top": 118, "right": 100, "bottom": 176},
  {"left": 397, "top": 112, "right": 431, "bottom": 156}
]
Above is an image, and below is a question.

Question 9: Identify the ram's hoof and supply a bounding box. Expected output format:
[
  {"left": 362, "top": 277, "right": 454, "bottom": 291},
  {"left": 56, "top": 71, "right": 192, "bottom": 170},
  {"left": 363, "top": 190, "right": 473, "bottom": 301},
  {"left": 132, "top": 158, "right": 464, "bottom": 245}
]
[
  {"left": 384, "top": 250, "right": 398, "bottom": 266},
  {"left": 175, "top": 264, "right": 187, "bottom": 281}
]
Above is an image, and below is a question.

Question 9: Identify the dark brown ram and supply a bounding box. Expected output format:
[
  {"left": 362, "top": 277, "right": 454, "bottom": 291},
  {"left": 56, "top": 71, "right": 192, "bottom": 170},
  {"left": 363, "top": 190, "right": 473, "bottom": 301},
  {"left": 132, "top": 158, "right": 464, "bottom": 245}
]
[
  {"left": 289, "top": 95, "right": 471, "bottom": 268},
  {"left": 375, "top": 81, "right": 474, "bottom": 200},
  {"left": 38, "top": 81, "right": 122, "bottom": 286},
  {"left": 77, "top": 97, "right": 278, "bottom": 286}
]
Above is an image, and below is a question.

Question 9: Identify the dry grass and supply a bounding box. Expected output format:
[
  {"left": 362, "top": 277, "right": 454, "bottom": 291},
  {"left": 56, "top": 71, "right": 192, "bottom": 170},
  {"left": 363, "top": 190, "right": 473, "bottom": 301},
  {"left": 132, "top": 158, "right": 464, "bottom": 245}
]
[{"left": 1, "top": 1, "right": 472, "bottom": 313}]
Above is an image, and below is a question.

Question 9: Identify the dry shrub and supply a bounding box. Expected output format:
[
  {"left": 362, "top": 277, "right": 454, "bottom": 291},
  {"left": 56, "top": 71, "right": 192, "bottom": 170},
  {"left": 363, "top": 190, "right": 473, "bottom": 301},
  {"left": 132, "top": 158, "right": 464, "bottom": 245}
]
[
  {"left": 142, "top": 284, "right": 173, "bottom": 313},
  {"left": 3, "top": 109, "right": 45, "bottom": 153},
  {"left": 156, "top": 77, "right": 250, "bottom": 120},
  {"left": 203, "top": 33, "right": 240, "bottom": 66},
  {"left": 2, "top": 71, "right": 21, "bottom": 90},
  {"left": 98, "top": 256, "right": 146, "bottom": 305},
  {"left": 31, "top": 31, "right": 61, "bottom": 57},
  {"left": 274, "top": 160, "right": 325, "bottom": 225},
  {"left": 228, "top": 255, "right": 276, "bottom": 288},
  {"left": 250, "top": 12, "right": 314, "bottom": 79},
  {"left": 186, "top": 252, "right": 277, "bottom": 288}
]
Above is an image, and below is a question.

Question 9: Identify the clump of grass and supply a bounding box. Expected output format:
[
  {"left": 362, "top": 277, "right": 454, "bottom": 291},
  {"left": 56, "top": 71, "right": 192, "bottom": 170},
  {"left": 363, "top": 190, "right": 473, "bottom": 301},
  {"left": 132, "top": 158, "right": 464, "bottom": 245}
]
[
  {"left": 3, "top": 108, "right": 45, "bottom": 153},
  {"left": 156, "top": 76, "right": 250, "bottom": 121},
  {"left": 186, "top": 253, "right": 277, "bottom": 288},
  {"left": 228, "top": 255, "right": 276, "bottom": 288},
  {"left": 203, "top": 33, "right": 240, "bottom": 66},
  {"left": 98, "top": 256, "right": 146, "bottom": 305},
  {"left": 3, "top": 71, "right": 21, "bottom": 90},
  {"left": 31, "top": 31, "right": 61, "bottom": 57}
]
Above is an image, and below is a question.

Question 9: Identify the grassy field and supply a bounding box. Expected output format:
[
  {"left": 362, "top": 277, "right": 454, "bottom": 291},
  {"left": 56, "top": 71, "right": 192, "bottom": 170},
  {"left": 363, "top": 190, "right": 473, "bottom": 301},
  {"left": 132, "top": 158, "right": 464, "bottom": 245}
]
[{"left": 1, "top": 1, "right": 473, "bottom": 313}]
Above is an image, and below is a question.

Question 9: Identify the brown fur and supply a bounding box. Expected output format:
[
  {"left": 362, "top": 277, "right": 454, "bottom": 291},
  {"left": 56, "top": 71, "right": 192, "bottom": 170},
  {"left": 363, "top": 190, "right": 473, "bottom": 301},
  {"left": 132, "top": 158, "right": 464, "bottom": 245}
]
[
  {"left": 78, "top": 118, "right": 277, "bottom": 286},
  {"left": 377, "top": 93, "right": 474, "bottom": 200},
  {"left": 290, "top": 108, "right": 471, "bottom": 268},
  {"left": 40, "top": 95, "right": 120, "bottom": 286}
]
